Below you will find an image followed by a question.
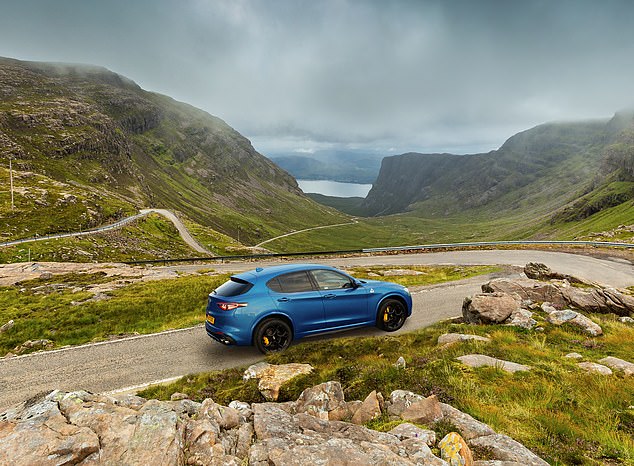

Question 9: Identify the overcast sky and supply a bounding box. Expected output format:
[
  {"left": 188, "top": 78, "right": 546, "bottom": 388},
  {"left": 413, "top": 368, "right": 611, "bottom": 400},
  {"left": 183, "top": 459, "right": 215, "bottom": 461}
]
[{"left": 1, "top": 0, "right": 634, "bottom": 156}]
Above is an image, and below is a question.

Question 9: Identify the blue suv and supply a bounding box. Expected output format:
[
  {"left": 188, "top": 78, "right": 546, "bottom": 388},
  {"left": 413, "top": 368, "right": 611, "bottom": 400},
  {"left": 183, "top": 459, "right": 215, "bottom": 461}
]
[{"left": 205, "top": 264, "right": 412, "bottom": 353}]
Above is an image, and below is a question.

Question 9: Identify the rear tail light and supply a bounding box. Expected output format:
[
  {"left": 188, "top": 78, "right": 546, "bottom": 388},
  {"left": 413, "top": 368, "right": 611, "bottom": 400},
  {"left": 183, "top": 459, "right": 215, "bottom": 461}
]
[{"left": 217, "top": 302, "right": 248, "bottom": 311}]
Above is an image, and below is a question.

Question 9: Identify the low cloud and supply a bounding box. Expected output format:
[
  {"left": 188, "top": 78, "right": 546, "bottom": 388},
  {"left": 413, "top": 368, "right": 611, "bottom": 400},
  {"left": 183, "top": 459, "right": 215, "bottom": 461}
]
[{"left": 1, "top": 0, "right": 633, "bottom": 155}]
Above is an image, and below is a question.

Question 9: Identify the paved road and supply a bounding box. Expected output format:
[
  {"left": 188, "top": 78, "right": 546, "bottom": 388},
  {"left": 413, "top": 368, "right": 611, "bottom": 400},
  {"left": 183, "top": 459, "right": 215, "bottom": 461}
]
[
  {"left": 168, "top": 249, "right": 634, "bottom": 288},
  {"left": 254, "top": 220, "right": 358, "bottom": 248},
  {"left": 0, "top": 250, "right": 632, "bottom": 410},
  {"left": 0, "top": 208, "right": 210, "bottom": 254},
  {"left": 139, "top": 209, "right": 209, "bottom": 254}
]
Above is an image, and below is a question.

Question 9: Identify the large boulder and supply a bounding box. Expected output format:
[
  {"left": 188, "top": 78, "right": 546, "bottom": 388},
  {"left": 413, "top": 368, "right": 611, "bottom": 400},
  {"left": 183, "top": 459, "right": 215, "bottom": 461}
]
[
  {"left": 462, "top": 293, "right": 519, "bottom": 324},
  {"left": 483, "top": 279, "right": 568, "bottom": 308}
]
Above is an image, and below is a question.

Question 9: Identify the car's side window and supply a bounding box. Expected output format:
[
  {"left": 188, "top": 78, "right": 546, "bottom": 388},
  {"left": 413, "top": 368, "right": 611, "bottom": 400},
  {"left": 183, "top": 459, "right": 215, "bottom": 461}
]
[
  {"left": 269, "top": 271, "right": 315, "bottom": 293},
  {"left": 311, "top": 270, "right": 353, "bottom": 290}
]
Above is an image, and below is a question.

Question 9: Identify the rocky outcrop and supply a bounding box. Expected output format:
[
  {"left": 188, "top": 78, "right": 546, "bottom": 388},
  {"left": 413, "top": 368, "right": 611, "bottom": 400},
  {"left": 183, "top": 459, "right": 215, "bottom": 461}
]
[
  {"left": 483, "top": 277, "right": 634, "bottom": 317},
  {"left": 0, "top": 383, "right": 549, "bottom": 466}
]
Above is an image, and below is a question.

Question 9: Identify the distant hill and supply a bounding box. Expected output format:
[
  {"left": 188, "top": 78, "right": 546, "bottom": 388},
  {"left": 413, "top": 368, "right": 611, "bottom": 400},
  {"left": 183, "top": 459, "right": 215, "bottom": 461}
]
[
  {"left": 362, "top": 114, "right": 634, "bottom": 222},
  {"left": 0, "top": 57, "right": 345, "bottom": 246}
]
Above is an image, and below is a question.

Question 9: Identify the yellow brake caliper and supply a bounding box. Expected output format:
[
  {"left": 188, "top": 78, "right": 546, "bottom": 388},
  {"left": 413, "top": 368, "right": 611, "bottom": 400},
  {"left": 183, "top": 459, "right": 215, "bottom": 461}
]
[
  {"left": 263, "top": 336, "right": 270, "bottom": 346},
  {"left": 384, "top": 306, "right": 391, "bottom": 322}
]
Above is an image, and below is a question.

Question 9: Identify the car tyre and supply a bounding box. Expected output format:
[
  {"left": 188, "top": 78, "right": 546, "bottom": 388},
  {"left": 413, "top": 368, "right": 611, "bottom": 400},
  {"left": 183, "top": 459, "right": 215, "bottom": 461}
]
[
  {"left": 376, "top": 298, "right": 407, "bottom": 332},
  {"left": 254, "top": 318, "right": 292, "bottom": 354}
]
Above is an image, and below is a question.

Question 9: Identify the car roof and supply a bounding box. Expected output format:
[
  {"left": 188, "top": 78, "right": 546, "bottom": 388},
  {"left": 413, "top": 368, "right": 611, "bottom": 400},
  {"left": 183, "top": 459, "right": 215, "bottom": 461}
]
[{"left": 232, "top": 263, "right": 340, "bottom": 282}]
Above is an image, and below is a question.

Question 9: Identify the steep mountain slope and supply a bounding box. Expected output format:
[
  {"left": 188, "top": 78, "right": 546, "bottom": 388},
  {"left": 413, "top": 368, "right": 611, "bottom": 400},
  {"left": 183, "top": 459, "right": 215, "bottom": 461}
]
[
  {"left": 0, "top": 57, "right": 344, "bottom": 246},
  {"left": 362, "top": 119, "right": 614, "bottom": 217}
]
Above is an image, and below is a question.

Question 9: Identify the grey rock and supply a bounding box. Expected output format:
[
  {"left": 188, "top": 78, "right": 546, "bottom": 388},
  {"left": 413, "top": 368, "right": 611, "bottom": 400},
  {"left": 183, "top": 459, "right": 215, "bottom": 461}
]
[
  {"left": 401, "top": 438, "right": 449, "bottom": 465},
  {"left": 541, "top": 303, "right": 558, "bottom": 314},
  {"left": 351, "top": 390, "right": 383, "bottom": 424},
  {"left": 0, "top": 320, "right": 14, "bottom": 334},
  {"left": 400, "top": 394, "right": 444, "bottom": 424},
  {"left": 170, "top": 392, "right": 189, "bottom": 401},
  {"left": 546, "top": 310, "right": 603, "bottom": 336},
  {"left": 463, "top": 292, "right": 519, "bottom": 324},
  {"left": 564, "top": 352, "right": 583, "bottom": 360},
  {"left": 439, "top": 402, "right": 495, "bottom": 440},
  {"left": 598, "top": 356, "right": 634, "bottom": 375},
  {"left": 387, "top": 390, "right": 425, "bottom": 417},
  {"left": 505, "top": 309, "right": 537, "bottom": 329},
  {"left": 229, "top": 400, "right": 253, "bottom": 421},
  {"left": 295, "top": 380, "right": 346, "bottom": 420},
  {"left": 395, "top": 356, "right": 406, "bottom": 368},
  {"left": 578, "top": 362, "right": 613, "bottom": 375},
  {"left": 388, "top": 422, "right": 436, "bottom": 444},
  {"left": 437, "top": 333, "right": 491, "bottom": 346},
  {"left": 470, "top": 434, "right": 549, "bottom": 466},
  {"left": 619, "top": 316, "right": 634, "bottom": 324},
  {"left": 457, "top": 354, "right": 531, "bottom": 373},
  {"left": 199, "top": 399, "right": 241, "bottom": 430},
  {"left": 483, "top": 279, "right": 568, "bottom": 308}
]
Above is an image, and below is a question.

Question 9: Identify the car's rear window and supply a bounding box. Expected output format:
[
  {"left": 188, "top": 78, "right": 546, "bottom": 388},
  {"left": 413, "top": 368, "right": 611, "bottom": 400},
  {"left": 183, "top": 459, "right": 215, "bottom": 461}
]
[
  {"left": 267, "top": 271, "right": 315, "bottom": 293},
  {"left": 214, "top": 277, "right": 253, "bottom": 297}
]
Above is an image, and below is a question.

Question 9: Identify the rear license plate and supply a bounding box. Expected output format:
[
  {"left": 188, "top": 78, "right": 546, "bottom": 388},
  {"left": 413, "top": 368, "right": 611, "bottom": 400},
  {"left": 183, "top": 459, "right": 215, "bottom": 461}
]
[{"left": 206, "top": 315, "right": 215, "bottom": 325}]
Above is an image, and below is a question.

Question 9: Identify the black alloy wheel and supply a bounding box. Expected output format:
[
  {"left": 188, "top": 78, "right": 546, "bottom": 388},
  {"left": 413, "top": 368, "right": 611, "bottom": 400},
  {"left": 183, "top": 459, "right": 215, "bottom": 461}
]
[
  {"left": 377, "top": 299, "right": 407, "bottom": 332},
  {"left": 254, "top": 318, "right": 292, "bottom": 353}
]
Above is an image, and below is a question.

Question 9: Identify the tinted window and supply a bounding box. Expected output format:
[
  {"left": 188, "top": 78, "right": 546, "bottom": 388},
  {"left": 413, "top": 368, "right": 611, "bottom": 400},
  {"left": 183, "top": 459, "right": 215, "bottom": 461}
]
[
  {"left": 267, "top": 277, "right": 283, "bottom": 292},
  {"left": 269, "top": 271, "right": 315, "bottom": 293},
  {"left": 311, "top": 270, "right": 353, "bottom": 290},
  {"left": 214, "top": 277, "right": 253, "bottom": 297}
]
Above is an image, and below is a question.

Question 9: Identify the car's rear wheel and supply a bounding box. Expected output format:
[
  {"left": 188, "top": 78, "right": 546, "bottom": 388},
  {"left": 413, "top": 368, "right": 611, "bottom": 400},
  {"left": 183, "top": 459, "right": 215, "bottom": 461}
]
[
  {"left": 254, "top": 318, "right": 292, "bottom": 354},
  {"left": 377, "top": 299, "right": 407, "bottom": 332}
]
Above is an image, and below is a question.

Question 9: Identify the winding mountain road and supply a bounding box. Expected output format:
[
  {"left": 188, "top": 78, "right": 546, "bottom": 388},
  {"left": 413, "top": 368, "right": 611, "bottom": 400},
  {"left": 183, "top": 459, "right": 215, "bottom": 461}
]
[
  {"left": 0, "top": 250, "right": 632, "bottom": 410},
  {"left": 0, "top": 208, "right": 210, "bottom": 254}
]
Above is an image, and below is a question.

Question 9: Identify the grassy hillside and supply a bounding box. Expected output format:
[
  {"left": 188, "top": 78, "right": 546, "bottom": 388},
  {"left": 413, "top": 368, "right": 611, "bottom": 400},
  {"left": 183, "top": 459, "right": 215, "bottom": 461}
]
[{"left": 0, "top": 57, "right": 346, "bottom": 253}]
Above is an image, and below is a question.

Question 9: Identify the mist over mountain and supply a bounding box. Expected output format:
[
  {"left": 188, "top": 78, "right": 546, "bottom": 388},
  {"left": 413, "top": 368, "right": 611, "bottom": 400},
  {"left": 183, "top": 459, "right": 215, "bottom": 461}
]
[
  {"left": 0, "top": 57, "right": 343, "bottom": 244},
  {"left": 361, "top": 114, "right": 634, "bottom": 220}
]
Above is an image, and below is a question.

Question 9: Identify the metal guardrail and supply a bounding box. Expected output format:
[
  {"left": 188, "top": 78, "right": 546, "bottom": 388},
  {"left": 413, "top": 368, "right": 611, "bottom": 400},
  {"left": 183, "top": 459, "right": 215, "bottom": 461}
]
[
  {"left": 363, "top": 240, "right": 634, "bottom": 252},
  {"left": 121, "top": 240, "right": 634, "bottom": 266}
]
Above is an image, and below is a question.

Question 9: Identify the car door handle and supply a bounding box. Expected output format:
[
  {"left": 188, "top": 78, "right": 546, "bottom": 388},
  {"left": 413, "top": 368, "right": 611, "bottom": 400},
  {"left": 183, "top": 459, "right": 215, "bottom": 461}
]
[
  {"left": 323, "top": 294, "right": 336, "bottom": 299},
  {"left": 277, "top": 297, "right": 290, "bottom": 302}
]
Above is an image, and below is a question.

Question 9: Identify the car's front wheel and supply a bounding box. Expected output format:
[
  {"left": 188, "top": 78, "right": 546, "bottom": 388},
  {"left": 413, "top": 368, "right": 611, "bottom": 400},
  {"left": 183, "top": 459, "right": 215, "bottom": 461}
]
[
  {"left": 254, "top": 318, "right": 292, "bottom": 354},
  {"left": 377, "top": 299, "right": 407, "bottom": 332}
]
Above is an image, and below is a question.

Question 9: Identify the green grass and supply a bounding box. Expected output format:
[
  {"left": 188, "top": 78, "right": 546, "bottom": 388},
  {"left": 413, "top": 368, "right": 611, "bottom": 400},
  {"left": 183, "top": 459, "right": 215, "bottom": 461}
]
[
  {"left": 0, "top": 273, "right": 229, "bottom": 354},
  {"left": 140, "top": 316, "right": 634, "bottom": 465}
]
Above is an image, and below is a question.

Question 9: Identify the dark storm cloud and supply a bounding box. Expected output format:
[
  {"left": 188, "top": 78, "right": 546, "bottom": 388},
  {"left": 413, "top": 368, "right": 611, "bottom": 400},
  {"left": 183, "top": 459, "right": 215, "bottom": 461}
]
[{"left": 1, "top": 0, "right": 634, "bottom": 154}]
